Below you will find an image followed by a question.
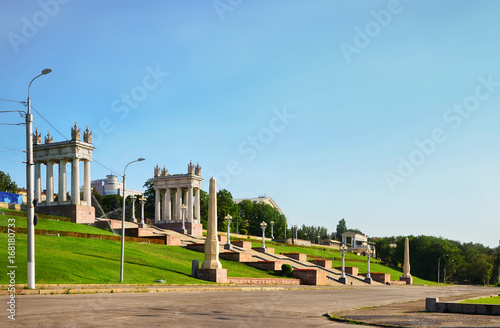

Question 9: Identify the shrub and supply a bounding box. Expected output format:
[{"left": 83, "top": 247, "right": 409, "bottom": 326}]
[
  {"left": 281, "top": 263, "right": 293, "bottom": 277},
  {"left": 240, "top": 229, "right": 248, "bottom": 235}
]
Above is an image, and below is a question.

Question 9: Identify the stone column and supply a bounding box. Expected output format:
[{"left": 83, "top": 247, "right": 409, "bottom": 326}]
[
  {"left": 34, "top": 162, "right": 41, "bottom": 202},
  {"left": 162, "top": 190, "right": 167, "bottom": 222},
  {"left": 176, "top": 187, "right": 182, "bottom": 221},
  {"left": 166, "top": 188, "right": 171, "bottom": 220},
  {"left": 187, "top": 186, "right": 194, "bottom": 222},
  {"left": 58, "top": 160, "right": 66, "bottom": 204},
  {"left": 154, "top": 188, "right": 160, "bottom": 224},
  {"left": 183, "top": 188, "right": 188, "bottom": 211},
  {"left": 400, "top": 237, "right": 413, "bottom": 284},
  {"left": 46, "top": 160, "right": 54, "bottom": 205},
  {"left": 202, "top": 177, "right": 222, "bottom": 269},
  {"left": 83, "top": 160, "right": 91, "bottom": 206},
  {"left": 71, "top": 158, "right": 80, "bottom": 205},
  {"left": 194, "top": 188, "right": 200, "bottom": 223},
  {"left": 172, "top": 189, "right": 177, "bottom": 220}
]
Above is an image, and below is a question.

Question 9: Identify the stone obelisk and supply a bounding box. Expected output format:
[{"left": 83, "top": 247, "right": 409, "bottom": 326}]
[
  {"left": 400, "top": 237, "right": 413, "bottom": 284},
  {"left": 202, "top": 176, "right": 222, "bottom": 269}
]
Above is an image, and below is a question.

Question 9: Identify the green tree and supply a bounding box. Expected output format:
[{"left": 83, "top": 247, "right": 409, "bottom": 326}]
[
  {"left": 336, "top": 218, "right": 347, "bottom": 241},
  {"left": 142, "top": 178, "right": 155, "bottom": 220},
  {"left": 216, "top": 189, "right": 239, "bottom": 232},
  {"left": 0, "top": 171, "right": 18, "bottom": 193},
  {"left": 297, "top": 225, "right": 329, "bottom": 243},
  {"left": 199, "top": 189, "right": 208, "bottom": 229}
]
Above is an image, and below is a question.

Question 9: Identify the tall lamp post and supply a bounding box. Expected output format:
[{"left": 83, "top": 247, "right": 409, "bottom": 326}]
[
  {"left": 270, "top": 220, "right": 274, "bottom": 239},
  {"left": 437, "top": 253, "right": 448, "bottom": 284},
  {"left": 26, "top": 68, "right": 52, "bottom": 289},
  {"left": 224, "top": 214, "right": 232, "bottom": 250},
  {"left": 340, "top": 243, "right": 348, "bottom": 284},
  {"left": 260, "top": 221, "right": 267, "bottom": 251},
  {"left": 294, "top": 225, "right": 298, "bottom": 239},
  {"left": 120, "top": 158, "right": 145, "bottom": 282},
  {"left": 365, "top": 247, "right": 372, "bottom": 284}
]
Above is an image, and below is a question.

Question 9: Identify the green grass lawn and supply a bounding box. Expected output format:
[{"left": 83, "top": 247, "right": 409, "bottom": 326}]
[
  {"left": 460, "top": 296, "right": 500, "bottom": 304},
  {"left": 0, "top": 214, "right": 116, "bottom": 236},
  {"left": 0, "top": 233, "right": 283, "bottom": 285}
]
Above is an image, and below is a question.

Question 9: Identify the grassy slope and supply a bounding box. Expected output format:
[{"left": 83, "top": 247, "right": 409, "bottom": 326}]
[
  {"left": 460, "top": 296, "right": 500, "bottom": 304},
  {"left": 0, "top": 215, "right": 116, "bottom": 236},
  {"left": 0, "top": 212, "right": 436, "bottom": 285},
  {"left": 0, "top": 233, "right": 282, "bottom": 285}
]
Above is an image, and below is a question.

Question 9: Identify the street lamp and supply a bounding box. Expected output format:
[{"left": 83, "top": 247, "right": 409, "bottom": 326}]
[
  {"left": 444, "top": 258, "right": 453, "bottom": 285},
  {"left": 340, "top": 243, "right": 348, "bottom": 284},
  {"left": 130, "top": 195, "right": 137, "bottom": 222},
  {"left": 365, "top": 247, "right": 372, "bottom": 284},
  {"left": 181, "top": 204, "right": 187, "bottom": 233},
  {"left": 120, "top": 157, "right": 145, "bottom": 282},
  {"left": 317, "top": 235, "right": 321, "bottom": 245},
  {"left": 26, "top": 68, "right": 52, "bottom": 289},
  {"left": 270, "top": 220, "right": 274, "bottom": 239},
  {"left": 260, "top": 221, "right": 267, "bottom": 250},
  {"left": 224, "top": 214, "right": 232, "bottom": 250},
  {"left": 294, "top": 225, "right": 298, "bottom": 240},
  {"left": 437, "top": 254, "right": 448, "bottom": 284},
  {"left": 139, "top": 196, "right": 146, "bottom": 225}
]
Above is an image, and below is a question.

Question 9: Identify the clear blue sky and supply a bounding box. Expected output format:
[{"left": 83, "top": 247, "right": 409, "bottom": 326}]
[{"left": 1, "top": 1, "right": 499, "bottom": 247}]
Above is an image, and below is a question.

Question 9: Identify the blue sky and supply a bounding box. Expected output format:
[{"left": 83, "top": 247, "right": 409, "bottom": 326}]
[{"left": 1, "top": 1, "right": 499, "bottom": 247}]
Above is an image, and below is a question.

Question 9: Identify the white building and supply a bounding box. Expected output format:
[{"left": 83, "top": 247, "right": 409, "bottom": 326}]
[
  {"left": 341, "top": 231, "right": 376, "bottom": 257},
  {"left": 233, "top": 195, "right": 282, "bottom": 213},
  {"left": 91, "top": 175, "right": 142, "bottom": 198}
]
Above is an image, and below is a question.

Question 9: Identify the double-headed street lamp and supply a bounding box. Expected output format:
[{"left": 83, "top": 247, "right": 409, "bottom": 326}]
[
  {"left": 340, "top": 243, "right": 348, "bottom": 284},
  {"left": 224, "top": 214, "right": 232, "bottom": 250},
  {"left": 26, "top": 68, "right": 52, "bottom": 289},
  {"left": 139, "top": 196, "right": 146, "bottom": 225},
  {"left": 365, "top": 247, "right": 373, "bottom": 284},
  {"left": 120, "top": 158, "right": 145, "bottom": 282},
  {"left": 130, "top": 195, "right": 137, "bottom": 222},
  {"left": 260, "top": 221, "right": 267, "bottom": 250},
  {"left": 181, "top": 204, "right": 187, "bottom": 233}
]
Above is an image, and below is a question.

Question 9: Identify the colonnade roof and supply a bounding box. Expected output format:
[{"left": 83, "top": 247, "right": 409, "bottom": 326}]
[{"left": 33, "top": 140, "right": 94, "bottom": 163}]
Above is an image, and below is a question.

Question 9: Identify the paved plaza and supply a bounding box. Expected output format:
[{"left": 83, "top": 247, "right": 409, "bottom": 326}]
[{"left": 5, "top": 285, "right": 499, "bottom": 327}]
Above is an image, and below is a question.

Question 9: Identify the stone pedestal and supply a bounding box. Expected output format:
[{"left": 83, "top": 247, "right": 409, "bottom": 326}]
[
  {"left": 223, "top": 244, "right": 231, "bottom": 250},
  {"left": 36, "top": 204, "right": 95, "bottom": 223},
  {"left": 339, "top": 277, "right": 348, "bottom": 285},
  {"left": 400, "top": 276, "right": 413, "bottom": 285},
  {"left": 156, "top": 221, "right": 202, "bottom": 236},
  {"left": 195, "top": 268, "right": 227, "bottom": 283},
  {"left": 364, "top": 277, "right": 373, "bottom": 284}
]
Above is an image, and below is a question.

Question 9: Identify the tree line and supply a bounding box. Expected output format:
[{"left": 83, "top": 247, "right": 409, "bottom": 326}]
[{"left": 374, "top": 235, "right": 500, "bottom": 285}]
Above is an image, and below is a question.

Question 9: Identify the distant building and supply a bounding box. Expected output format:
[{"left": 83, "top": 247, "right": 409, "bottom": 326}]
[
  {"left": 341, "top": 231, "right": 376, "bottom": 257},
  {"left": 17, "top": 188, "right": 46, "bottom": 204},
  {"left": 91, "top": 175, "right": 142, "bottom": 198},
  {"left": 233, "top": 195, "right": 282, "bottom": 213}
]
